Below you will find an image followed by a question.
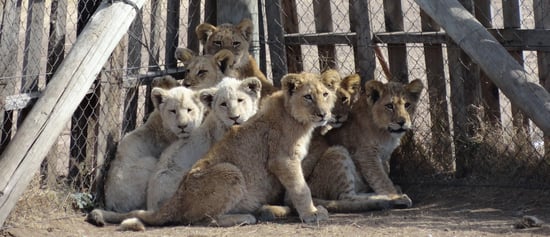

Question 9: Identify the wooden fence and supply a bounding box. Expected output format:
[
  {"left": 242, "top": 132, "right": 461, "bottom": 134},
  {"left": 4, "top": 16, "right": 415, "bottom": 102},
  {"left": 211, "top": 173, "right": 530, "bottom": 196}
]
[{"left": 1, "top": 0, "right": 550, "bottom": 225}]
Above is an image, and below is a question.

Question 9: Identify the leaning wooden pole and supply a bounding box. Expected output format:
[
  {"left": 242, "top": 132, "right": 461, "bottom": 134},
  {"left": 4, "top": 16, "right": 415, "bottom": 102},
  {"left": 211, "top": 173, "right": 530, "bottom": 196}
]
[
  {"left": 0, "top": 0, "right": 145, "bottom": 226},
  {"left": 415, "top": 0, "right": 550, "bottom": 134}
]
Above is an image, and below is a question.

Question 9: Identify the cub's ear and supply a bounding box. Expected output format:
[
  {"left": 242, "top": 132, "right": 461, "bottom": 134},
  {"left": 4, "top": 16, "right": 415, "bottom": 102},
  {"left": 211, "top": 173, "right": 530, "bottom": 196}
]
[
  {"left": 237, "top": 18, "right": 253, "bottom": 43},
  {"left": 341, "top": 73, "right": 362, "bottom": 103},
  {"left": 240, "top": 77, "right": 262, "bottom": 98},
  {"left": 151, "top": 87, "right": 168, "bottom": 109},
  {"left": 199, "top": 88, "right": 218, "bottom": 109},
  {"left": 196, "top": 23, "right": 217, "bottom": 45},
  {"left": 364, "top": 80, "right": 385, "bottom": 105},
  {"left": 406, "top": 79, "right": 424, "bottom": 102},
  {"left": 281, "top": 73, "right": 304, "bottom": 96},
  {"left": 214, "top": 49, "right": 235, "bottom": 73},
  {"left": 175, "top": 48, "right": 196, "bottom": 64},
  {"left": 152, "top": 75, "right": 179, "bottom": 90},
  {"left": 320, "top": 69, "right": 341, "bottom": 92}
]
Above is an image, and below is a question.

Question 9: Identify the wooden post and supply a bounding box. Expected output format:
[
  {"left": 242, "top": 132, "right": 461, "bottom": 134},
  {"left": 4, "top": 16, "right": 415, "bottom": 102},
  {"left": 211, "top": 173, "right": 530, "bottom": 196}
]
[
  {"left": 349, "top": 0, "right": 375, "bottom": 83},
  {"left": 313, "top": 0, "right": 336, "bottom": 71},
  {"left": 420, "top": 10, "right": 453, "bottom": 171},
  {"left": 122, "top": 9, "right": 143, "bottom": 134},
  {"left": 382, "top": 0, "right": 408, "bottom": 83},
  {"left": 415, "top": 0, "right": 550, "bottom": 135},
  {"left": 0, "top": 0, "right": 22, "bottom": 152},
  {"left": 0, "top": 0, "right": 146, "bottom": 226},
  {"left": 534, "top": 0, "right": 550, "bottom": 160},
  {"left": 165, "top": 0, "right": 179, "bottom": 69},
  {"left": 145, "top": 0, "right": 163, "bottom": 117},
  {"left": 282, "top": 0, "right": 303, "bottom": 73},
  {"left": 187, "top": 0, "right": 201, "bottom": 53},
  {"left": 265, "top": 0, "right": 287, "bottom": 86}
]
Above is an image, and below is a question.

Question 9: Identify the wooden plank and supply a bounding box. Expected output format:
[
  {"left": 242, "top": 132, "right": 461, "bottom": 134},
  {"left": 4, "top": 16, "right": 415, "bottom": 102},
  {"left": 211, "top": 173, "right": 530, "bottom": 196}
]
[
  {"left": 145, "top": 0, "right": 162, "bottom": 117},
  {"left": 415, "top": 0, "right": 550, "bottom": 134},
  {"left": 165, "top": 0, "right": 179, "bottom": 69},
  {"left": 534, "top": 0, "right": 550, "bottom": 160},
  {"left": 313, "top": 0, "right": 336, "bottom": 71},
  {"left": 503, "top": 0, "right": 530, "bottom": 131},
  {"left": 0, "top": 0, "right": 22, "bottom": 152},
  {"left": 204, "top": 0, "right": 216, "bottom": 24},
  {"left": 123, "top": 8, "right": 143, "bottom": 134},
  {"left": 420, "top": 10, "right": 453, "bottom": 171},
  {"left": 382, "top": 0, "right": 407, "bottom": 83},
  {"left": 349, "top": 0, "right": 375, "bottom": 83},
  {"left": 0, "top": 0, "right": 146, "bottom": 226},
  {"left": 187, "top": 0, "right": 201, "bottom": 52},
  {"left": 265, "top": 0, "right": 287, "bottom": 86},
  {"left": 257, "top": 0, "right": 267, "bottom": 74},
  {"left": 282, "top": 0, "right": 303, "bottom": 73},
  {"left": 475, "top": 0, "right": 501, "bottom": 124}
]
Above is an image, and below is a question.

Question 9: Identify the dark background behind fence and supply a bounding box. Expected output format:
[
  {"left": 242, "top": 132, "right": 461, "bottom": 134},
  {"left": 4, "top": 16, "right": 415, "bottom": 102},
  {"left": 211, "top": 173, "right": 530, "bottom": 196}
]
[{"left": 1, "top": 0, "right": 549, "bottom": 219}]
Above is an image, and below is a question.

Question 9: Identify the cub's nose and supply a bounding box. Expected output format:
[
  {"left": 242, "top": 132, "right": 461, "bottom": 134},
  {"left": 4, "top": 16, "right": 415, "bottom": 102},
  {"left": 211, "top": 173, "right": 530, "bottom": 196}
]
[
  {"left": 178, "top": 124, "right": 188, "bottom": 130},
  {"left": 229, "top": 115, "right": 240, "bottom": 122}
]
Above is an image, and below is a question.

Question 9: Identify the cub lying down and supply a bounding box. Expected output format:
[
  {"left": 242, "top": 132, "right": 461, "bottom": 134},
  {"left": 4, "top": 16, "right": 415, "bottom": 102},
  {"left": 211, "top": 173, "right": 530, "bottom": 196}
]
[
  {"left": 147, "top": 77, "right": 262, "bottom": 210},
  {"left": 87, "top": 72, "right": 335, "bottom": 229}
]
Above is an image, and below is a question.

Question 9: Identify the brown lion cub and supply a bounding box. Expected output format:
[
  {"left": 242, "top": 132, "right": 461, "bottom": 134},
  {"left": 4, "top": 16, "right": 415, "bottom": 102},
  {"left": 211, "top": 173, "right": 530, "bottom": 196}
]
[
  {"left": 325, "top": 79, "right": 424, "bottom": 205},
  {"left": 175, "top": 48, "right": 237, "bottom": 89},
  {"left": 87, "top": 72, "right": 336, "bottom": 230},
  {"left": 196, "top": 18, "right": 278, "bottom": 96}
]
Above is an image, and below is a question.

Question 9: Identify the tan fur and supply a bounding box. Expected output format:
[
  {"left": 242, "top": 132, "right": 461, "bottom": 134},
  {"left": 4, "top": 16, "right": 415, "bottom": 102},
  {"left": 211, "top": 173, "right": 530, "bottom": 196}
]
[
  {"left": 325, "top": 79, "right": 424, "bottom": 204},
  {"left": 87, "top": 72, "right": 336, "bottom": 229},
  {"left": 151, "top": 75, "right": 180, "bottom": 89},
  {"left": 147, "top": 77, "right": 262, "bottom": 210},
  {"left": 175, "top": 48, "right": 238, "bottom": 89},
  {"left": 196, "top": 18, "right": 278, "bottom": 97},
  {"left": 104, "top": 87, "right": 205, "bottom": 212}
]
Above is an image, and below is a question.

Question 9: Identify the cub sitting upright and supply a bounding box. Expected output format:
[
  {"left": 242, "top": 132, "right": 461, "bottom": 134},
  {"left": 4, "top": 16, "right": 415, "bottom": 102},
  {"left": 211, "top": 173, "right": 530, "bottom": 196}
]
[
  {"left": 196, "top": 18, "right": 278, "bottom": 96},
  {"left": 87, "top": 72, "right": 336, "bottom": 230},
  {"left": 147, "top": 77, "right": 262, "bottom": 210},
  {"left": 104, "top": 85, "right": 205, "bottom": 212}
]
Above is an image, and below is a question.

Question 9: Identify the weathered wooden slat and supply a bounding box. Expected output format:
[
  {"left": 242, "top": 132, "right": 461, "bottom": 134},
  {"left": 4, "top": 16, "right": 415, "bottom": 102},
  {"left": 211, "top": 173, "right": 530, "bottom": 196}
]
[
  {"left": 415, "top": 0, "right": 550, "bottom": 134},
  {"left": 0, "top": 0, "right": 145, "bottom": 226},
  {"left": 165, "top": 0, "right": 179, "bottom": 69},
  {"left": 349, "top": 0, "right": 375, "bottom": 83},
  {"left": 187, "top": 0, "right": 201, "bottom": 53},
  {"left": 420, "top": 10, "right": 453, "bottom": 171},
  {"left": 145, "top": 0, "right": 162, "bottom": 117},
  {"left": 123, "top": 9, "right": 143, "bottom": 134},
  {"left": 282, "top": 0, "right": 303, "bottom": 73},
  {"left": 383, "top": 0, "right": 408, "bottom": 83},
  {"left": 534, "top": 0, "right": 550, "bottom": 160},
  {"left": 313, "top": 0, "right": 336, "bottom": 71},
  {"left": 265, "top": 0, "right": 287, "bottom": 86}
]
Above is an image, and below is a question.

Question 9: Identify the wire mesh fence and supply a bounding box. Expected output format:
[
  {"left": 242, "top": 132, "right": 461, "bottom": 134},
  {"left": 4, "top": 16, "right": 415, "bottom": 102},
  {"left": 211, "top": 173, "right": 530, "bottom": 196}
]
[{"left": 1, "top": 0, "right": 550, "bottom": 225}]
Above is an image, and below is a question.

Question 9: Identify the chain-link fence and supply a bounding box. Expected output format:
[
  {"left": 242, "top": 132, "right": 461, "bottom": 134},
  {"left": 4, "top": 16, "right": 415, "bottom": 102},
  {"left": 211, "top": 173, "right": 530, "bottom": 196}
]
[{"left": 1, "top": 0, "right": 550, "bottom": 226}]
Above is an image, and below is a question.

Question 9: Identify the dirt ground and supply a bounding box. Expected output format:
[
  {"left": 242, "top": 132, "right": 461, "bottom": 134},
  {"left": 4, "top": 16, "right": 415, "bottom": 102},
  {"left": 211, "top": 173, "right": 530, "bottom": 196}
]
[{"left": 2, "top": 184, "right": 550, "bottom": 237}]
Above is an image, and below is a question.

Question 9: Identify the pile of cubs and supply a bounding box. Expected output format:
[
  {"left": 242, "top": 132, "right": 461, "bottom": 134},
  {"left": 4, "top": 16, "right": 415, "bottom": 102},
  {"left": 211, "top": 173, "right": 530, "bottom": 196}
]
[{"left": 86, "top": 18, "right": 424, "bottom": 231}]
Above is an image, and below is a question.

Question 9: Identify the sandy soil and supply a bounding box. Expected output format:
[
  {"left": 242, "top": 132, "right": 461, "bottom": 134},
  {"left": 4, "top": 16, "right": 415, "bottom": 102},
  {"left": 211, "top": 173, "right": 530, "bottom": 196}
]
[{"left": 2, "top": 184, "right": 549, "bottom": 237}]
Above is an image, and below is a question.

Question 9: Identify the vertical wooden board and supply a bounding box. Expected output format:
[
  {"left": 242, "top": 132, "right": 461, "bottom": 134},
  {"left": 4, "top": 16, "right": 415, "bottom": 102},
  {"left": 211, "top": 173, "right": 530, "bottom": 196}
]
[
  {"left": 145, "top": 0, "right": 163, "bottom": 117},
  {"left": 265, "top": 0, "right": 287, "bottom": 86},
  {"left": 475, "top": 0, "right": 501, "bottom": 124},
  {"left": 282, "top": 0, "right": 303, "bottom": 73},
  {"left": 420, "top": 10, "right": 453, "bottom": 171},
  {"left": 204, "top": 0, "right": 217, "bottom": 24},
  {"left": 165, "top": 0, "right": 179, "bottom": 69},
  {"left": 349, "top": 0, "right": 375, "bottom": 83},
  {"left": 313, "top": 0, "right": 336, "bottom": 71},
  {"left": 187, "top": 0, "right": 201, "bottom": 52},
  {"left": 0, "top": 0, "right": 22, "bottom": 152},
  {"left": 534, "top": 0, "right": 550, "bottom": 159},
  {"left": 382, "top": 0, "right": 408, "bottom": 83},
  {"left": 257, "top": 0, "right": 267, "bottom": 74},
  {"left": 122, "top": 9, "right": 143, "bottom": 134}
]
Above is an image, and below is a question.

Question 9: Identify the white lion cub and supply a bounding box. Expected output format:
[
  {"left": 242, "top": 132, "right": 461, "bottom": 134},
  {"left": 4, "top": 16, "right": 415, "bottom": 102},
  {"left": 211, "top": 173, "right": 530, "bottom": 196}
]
[
  {"left": 146, "top": 77, "right": 262, "bottom": 210},
  {"left": 104, "top": 86, "right": 205, "bottom": 212}
]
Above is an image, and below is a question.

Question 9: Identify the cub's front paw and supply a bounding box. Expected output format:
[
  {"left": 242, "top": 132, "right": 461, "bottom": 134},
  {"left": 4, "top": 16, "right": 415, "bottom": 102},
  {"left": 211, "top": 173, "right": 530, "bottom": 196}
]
[
  {"left": 391, "top": 194, "right": 413, "bottom": 209},
  {"left": 86, "top": 209, "right": 105, "bottom": 227},
  {"left": 300, "top": 205, "right": 329, "bottom": 224}
]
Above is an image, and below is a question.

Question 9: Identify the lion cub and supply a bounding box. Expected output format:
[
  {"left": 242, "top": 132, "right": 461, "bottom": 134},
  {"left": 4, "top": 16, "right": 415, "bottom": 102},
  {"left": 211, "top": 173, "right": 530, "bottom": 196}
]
[
  {"left": 196, "top": 18, "right": 278, "bottom": 96},
  {"left": 175, "top": 48, "right": 237, "bottom": 89},
  {"left": 147, "top": 77, "right": 262, "bottom": 210},
  {"left": 104, "top": 85, "right": 205, "bottom": 212},
  {"left": 325, "top": 79, "right": 424, "bottom": 206},
  {"left": 87, "top": 72, "right": 336, "bottom": 230}
]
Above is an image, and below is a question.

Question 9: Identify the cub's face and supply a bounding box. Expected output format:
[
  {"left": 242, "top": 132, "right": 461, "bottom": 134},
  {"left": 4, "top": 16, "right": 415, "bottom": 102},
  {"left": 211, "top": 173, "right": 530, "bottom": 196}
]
[
  {"left": 152, "top": 87, "right": 205, "bottom": 138},
  {"left": 366, "top": 79, "right": 424, "bottom": 137},
  {"left": 175, "top": 48, "right": 236, "bottom": 90},
  {"left": 282, "top": 73, "right": 336, "bottom": 126},
  {"left": 327, "top": 73, "right": 361, "bottom": 128},
  {"left": 196, "top": 19, "right": 253, "bottom": 68},
  {"left": 200, "top": 77, "right": 261, "bottom": 127}
]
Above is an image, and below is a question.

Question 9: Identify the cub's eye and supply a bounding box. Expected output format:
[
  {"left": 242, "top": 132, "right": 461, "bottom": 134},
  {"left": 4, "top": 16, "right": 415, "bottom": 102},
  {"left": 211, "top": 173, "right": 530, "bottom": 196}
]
[
  {"left": 232, "top": 41, "right": 241, "bottom": 48},
  {"left": 404, "top": 102, "right": 411, "bottom": 108},
  {"left": 237, "top": 98, "right": 244, "bottom": 103},
  {"left": 385, "top": 104, "right": 394, "bottom": 110},
  {"left": 341, "top": 96, "right": 349, "bottom": 102},
  {"left": 213, "top": 41, "right": 222, "bottom": 47},
  {"left": 197, "top": 70, "right": 207, "bottom": 76},
  {"left": 323, "top": 92, "right": 329, "bottom": 97},
  {"left": 169, "top": 109, "right": 176, "bottom": 114},
  {"left": 304, "top": 95, "right": 313, "bottom": 101},
  {"left": 220, "top": 102, "right": 227, "bottom": 107},
  {"left": 187, "top": 108, "right": 193, "bottom": 112}
]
